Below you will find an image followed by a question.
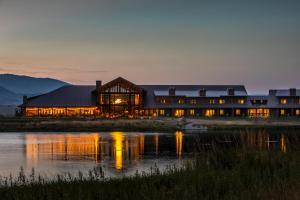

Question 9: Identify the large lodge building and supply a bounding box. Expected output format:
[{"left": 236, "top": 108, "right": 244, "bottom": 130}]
[{"left": 20, "top": 77, "right": 300, "bottom": 118}]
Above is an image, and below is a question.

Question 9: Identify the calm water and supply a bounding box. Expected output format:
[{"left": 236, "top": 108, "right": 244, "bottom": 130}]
[{"left": 0, "top": 131, "right": 297, "bottom": 178}]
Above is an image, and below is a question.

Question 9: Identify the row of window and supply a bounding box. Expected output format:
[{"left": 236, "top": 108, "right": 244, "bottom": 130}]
[
  {"left": 160, "top": 98, "right": 300, "bottom": 105},
  {"left": 280, "top": 99, "right": 300, "bottom": 105},
  {"left": 159, "top": 98, "right": 246, "bottom": 105},
  {"left": 157, "top": 109, "right": 300, "bottom": 117}
]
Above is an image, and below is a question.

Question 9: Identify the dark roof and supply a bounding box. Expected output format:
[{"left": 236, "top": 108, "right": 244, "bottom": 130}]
[
  {"left": 140, "top": 85, "right": 247, "bottom": 108},
  {"left": 274, "top": 89, "right": 300, "bottom": 97},
  {"left": 23, "top": 85, "right": 96, "bottom": 107}
]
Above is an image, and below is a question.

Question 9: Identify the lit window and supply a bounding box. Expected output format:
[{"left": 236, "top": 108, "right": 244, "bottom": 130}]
[
  {"left": 219, "top": 99, "right": 225, "bottom": 104},
  {"left": 280, "top": 99, "right": 287, "bottom": 105},
  {"left": 298, "top": 99, "right": 300, "bottom": 104},
  {"left": 205, "top": 109, "right": 215, "bottom": 117},
  {"left": 209, "top": 99, "right": 215, "bottom": 104},
  {"left": 178, "top": 99, "right": 184, "bottom": 104},
  {"left": 190, "top": 99, "right": 197, "bottom": 104},
  {"left": 160, "top": 99, "right": 166, "bottom": 104},
  {"left": 235, "top": 109, "right": 241, "bottom": 116},
  {"left": 159, "top": 109, "right": 165, "bottom": 116},
  {"left": 296, "top": 110, "right": 300, "bottom": 116},
  {"left": 238, "top": 99, "right": 245, "bottom": 105},
  {"left": 219, "top": 109, "right": 224, "bottom": 116},
  {"left": 280, "top": 109, "right": 285, "bottom": 116},
  {"left": 189, "top": 109, "right": 195, "bottom": 116},
  {"left": 175, "top": 109, "right": 185, "bottom": 117}
]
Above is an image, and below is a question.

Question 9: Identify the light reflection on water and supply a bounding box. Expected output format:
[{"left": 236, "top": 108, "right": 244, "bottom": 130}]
[{"left": 0, "top": 131, "right": 296, "bottom": 178}]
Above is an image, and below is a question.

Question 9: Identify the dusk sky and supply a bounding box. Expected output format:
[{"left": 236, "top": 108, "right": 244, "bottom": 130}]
[{"left": 0, "top": 0, "right": 299, "bottom": 94}]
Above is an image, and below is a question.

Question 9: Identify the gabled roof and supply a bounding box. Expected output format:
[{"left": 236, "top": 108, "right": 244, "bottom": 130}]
[
  {"left": 22, "top": 85, "right": 96, "bottom": 107},
  {"left": 100, "top": 77, "right": 143, "bottom": 93}
]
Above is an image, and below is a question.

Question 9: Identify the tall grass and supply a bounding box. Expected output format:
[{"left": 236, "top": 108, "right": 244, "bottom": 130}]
[{"left": 0, "top": 133, "right": 300, "bottom": 200}]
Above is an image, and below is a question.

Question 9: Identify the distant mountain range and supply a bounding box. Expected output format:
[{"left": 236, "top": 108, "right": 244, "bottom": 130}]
[{"left": 0, "top": 74, "right": 69, "bottom": 105}]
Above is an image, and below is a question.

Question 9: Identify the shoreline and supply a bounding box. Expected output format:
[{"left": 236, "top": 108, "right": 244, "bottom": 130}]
[{"left": 1, "top": 117, "right": 300, "bottom": 132}]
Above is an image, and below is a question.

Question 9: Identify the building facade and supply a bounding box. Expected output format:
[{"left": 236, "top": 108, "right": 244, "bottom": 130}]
[{"left": 19, "top": 77, "right": 300, "bottom": 118}]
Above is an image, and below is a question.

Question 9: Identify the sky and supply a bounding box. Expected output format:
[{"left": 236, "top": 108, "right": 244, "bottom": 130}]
[{"left": 0, "top": 0, "right": 299, "bottom": 94}]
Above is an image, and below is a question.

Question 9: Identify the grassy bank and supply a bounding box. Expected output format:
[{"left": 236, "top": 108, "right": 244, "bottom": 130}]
[
  {"left": 0, "top": 117, "right": 179, "bottom": 132},
  {"left": 1, "top": 117, "right": 300, "bottom": 132},
  {"left": 0, "top": 145, "right": 299, "bottom": 200}
]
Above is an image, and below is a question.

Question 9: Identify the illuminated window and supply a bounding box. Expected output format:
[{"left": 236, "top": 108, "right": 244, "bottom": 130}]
[
  {"left": 238, "top": 99, "right": 245, "bottom": 105},
  {"left": 159, "top": 109, "right": 165, "bottom": 116},
  {"left": 190, "top": 99, "right": 197, "bottom": 104},
  {"left": 296, "top": 110, "right": 300, "bottom": 116},
  {"left": 175, "top": 109, "right": 185, "bottom": 117},
  {"left": 160, "top": 99, "right": 166, "bottom": 104},
  {"left": 205, "top": 109, "right": 215, "bottom": 117},
  {"left": 219, "top": 109, "right": 224, "bottom": 116},
  {"left": 209, "top": 99, "right": 215, "bottom": 104},
  {"left": 248, "top": 109, "right": 270, "bottom": 118},
  {"left": 219, "top": 99, "right": 225, "bottom": 104},
  {"left": 235, "top": 109, "right": 241, "bottom": 116},
  {"left": 189, "top": 109, "right": 195, "bottom": 116},
  {"left": 280, "top": 109, "right": 285, "bottom": 116},
  {"left": 280, "top": 99, "right": 287, "bottom": 104},
  {"left": 298, "top": 99, "right": 300, "bottom": 104},
  {"left": 178, "top": 99, "right": 185, "bottom": 104}
]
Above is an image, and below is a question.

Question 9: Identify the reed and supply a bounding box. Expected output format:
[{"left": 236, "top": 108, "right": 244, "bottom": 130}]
[{"left": 0, "top": 133, "right": 299, "bottom": 200}]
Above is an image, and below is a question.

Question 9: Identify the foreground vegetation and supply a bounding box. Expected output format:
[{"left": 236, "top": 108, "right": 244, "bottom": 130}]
[
  {"left": 0, "top": 140, "right": 299, "bottom": 200},
  {"left": 0, "top": 117, "right": 179, "bottom": 132},
  {"left": 1, "top": 117, "right": 300, "bottom": 132}
]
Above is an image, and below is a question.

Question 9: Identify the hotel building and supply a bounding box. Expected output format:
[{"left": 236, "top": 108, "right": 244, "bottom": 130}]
[{"left": 20, "top": 77, "right": 300, "bottom": 118}]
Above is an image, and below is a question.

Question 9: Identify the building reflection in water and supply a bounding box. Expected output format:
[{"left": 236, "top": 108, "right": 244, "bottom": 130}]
[
  {"left": 239, "top": 131, "right": 287, "bottom": 153},
  {"left": 112, "top": 132, "right": 123, "bottom": 170},
  {"left": 176, "top": 131, "right": 183, "bottom": 157},
  {"left": 25, "top": 132, "right": 185, "bottom": 171},
  {"left": 24, "top": 131, "right": 289, "bottom": 171}
]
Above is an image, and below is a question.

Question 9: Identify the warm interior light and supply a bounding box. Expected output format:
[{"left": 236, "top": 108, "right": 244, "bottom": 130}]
[{"left": 114, "top": 99, "right": 122, "bottom": 104}]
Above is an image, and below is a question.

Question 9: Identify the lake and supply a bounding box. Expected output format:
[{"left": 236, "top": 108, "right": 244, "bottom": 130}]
[{"left": 0, "top": 130, "right": 297, "bottom": 179}]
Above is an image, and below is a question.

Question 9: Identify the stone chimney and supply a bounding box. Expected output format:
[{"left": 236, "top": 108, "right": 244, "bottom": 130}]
[
  {"left": 290, "top": 88, "right": 296, "bottom": 96},
  {"left": 227, "top": 88, "right": 235, "bottom": 96},
  {"left": 96, "top": 80, "right": 102, "bottom": 93},
  {"left": 168, "top": 87, "right": 176, "bottom": 96},
  {"left": 23, "top": 96, "right": 28, "bottom": 106},
  {"left": 199, "top": 88, "right": 206, "bottom": 97}
]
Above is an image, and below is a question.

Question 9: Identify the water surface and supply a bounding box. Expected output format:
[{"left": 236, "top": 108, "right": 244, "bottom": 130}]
[{"left": 0, "top": 131, "right": 297, "bottom": 178}]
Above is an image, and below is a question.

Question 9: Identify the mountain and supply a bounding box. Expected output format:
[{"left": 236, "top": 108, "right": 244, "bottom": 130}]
[
  {"left": 0, "top": 74, "right": 69, "bottom": 95},
  {"left": 0, "top": 86, "right": 22, "bottom": 105},
  {"left": 0, "top": 74, "right": 69, "bottom": 106}
]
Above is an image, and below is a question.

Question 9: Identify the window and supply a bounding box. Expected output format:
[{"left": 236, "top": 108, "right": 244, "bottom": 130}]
[
  {"left": 296, "top": 110, "right": 300, "bottom": 116},
  {"left": 238, "top": 99, "right": 245, "bottom": 105},
  {"left": 160, "top": 99, "right": 166, "bottom": 104},
  {"left": 189, "top": 109, "right": 195, "bottom": 116},
  {"left": 248, "top": 109, "right": 270, "bottom": 118},
  {"left": 175, "top": 109, "right": 185, "bottom": 117},
  {"left": 280, "top": 109, "right": 285, "bottom": 116},
  {"left": 209, "top": 99, "right": 215, "bottom": 105},
  {"left": 205, "top": 109, "right": 215, "bottom": 117},
  {"left": 178, "top": 99, "right": 184, "bottom": 104},
  {"left": 219, "top": 99, "right": 225, "bottom": 104},
  {"left": 298, "top": 99, "right": 300, "bottom": 104},
  {"left": 159, "top": 109, "right": 165, "bottom": 116},
  {"left": 235, "top": 109, "right": 241, "bottom": 116},
  {"left": 219, "top": 109, "right": 225, "bottom": 116},
  {"left": 190, "top": 99, "right": 197, "bottom": 104},
  {"left": 280, "top": 99, "right": 287, "bottom": 105}
]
